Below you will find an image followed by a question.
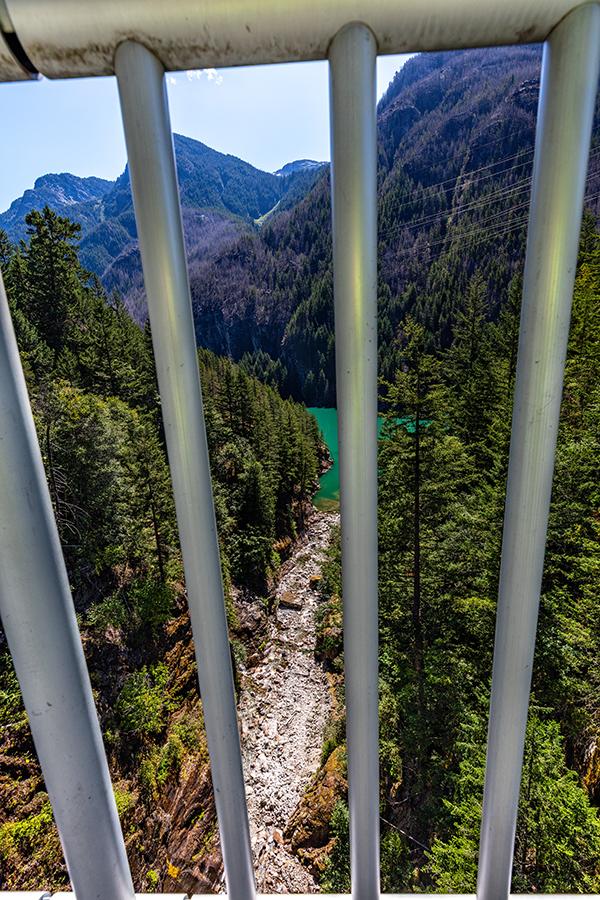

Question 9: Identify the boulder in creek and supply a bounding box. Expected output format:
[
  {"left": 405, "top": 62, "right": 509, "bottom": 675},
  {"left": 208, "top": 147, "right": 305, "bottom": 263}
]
[{"left": 279, "top": 591, "right": 304, "bottom": 610}]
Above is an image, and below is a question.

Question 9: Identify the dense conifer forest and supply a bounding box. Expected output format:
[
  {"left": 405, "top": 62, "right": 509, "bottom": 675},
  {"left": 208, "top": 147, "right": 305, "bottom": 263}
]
[
  {"left": 0, "top": 208, "right": 321, "bottom": 891},
  {"left": 313, "top": 216, "right": 600, "bottom": 892},
  {"left": 0, "top": 42, "right": 599, "bottom": 894}
]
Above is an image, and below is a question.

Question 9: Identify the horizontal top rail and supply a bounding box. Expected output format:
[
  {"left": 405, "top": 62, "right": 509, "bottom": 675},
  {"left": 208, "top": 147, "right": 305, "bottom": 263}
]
[
  {"left": 0, "top": 0, "right": 592, "bottom": 81},
  {"left": 0, "top": 0, "right": 30, "bottom": 81},
  {"left": 0, "top": 31, "right": 19, "bottom": 80}
]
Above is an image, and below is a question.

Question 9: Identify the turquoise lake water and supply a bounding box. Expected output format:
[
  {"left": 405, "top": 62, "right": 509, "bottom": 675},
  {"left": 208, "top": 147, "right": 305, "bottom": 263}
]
[
  {"left": 308, "top": 407, "right": 390, "bottom": 510},
  {"left": 307, "top": 407, "right": 341, "bottom": 510},
  {"left": 308, "top": 407, "right": 429, "bottom": 509}
]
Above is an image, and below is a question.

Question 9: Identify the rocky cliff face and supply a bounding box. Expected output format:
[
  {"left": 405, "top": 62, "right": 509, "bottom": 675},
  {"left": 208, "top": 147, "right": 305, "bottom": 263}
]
[{"left": 0, "top": 173, "right": 112, "bottom": 241}]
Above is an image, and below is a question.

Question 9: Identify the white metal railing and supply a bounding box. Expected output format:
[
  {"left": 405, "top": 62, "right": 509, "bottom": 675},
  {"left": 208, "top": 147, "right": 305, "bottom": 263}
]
[
  {"left": 0, "top": 2, "right": 599, "bottom": 900},
  {"left": 477, "top": 8, "right": 600, "bottom": 900},
  {"left": 0, "top": 0, "right": 589, "bottom": 79},
  {"left": 114, "top": 39, "right": 255, "bottom": 900},
  {"left": 329, "top": 23, "right": 380, "bottom": 900}
]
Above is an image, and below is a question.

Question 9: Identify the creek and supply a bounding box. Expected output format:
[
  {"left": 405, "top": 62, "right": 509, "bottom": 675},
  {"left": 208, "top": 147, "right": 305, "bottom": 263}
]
[{"left": 238, "top": 507, "right": 339, "bottom": 892}]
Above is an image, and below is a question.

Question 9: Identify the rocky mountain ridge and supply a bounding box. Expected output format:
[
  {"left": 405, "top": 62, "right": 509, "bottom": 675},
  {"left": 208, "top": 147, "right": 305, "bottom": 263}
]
[
  {"left": 7, "top": 47, "right": 598, "bottom": 407},
  {"left": 0, "top": 138, "right": 325, "bottom": 317},
  {"left": 0, "top": 172, "right": 113, "bottom": 241}
]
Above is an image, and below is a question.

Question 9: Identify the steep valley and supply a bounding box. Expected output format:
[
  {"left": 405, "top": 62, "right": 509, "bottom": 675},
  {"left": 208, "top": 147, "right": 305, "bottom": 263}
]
[
  {"left": 239, "top": 508, "right": 339, "bottom": 893},
  {"left": 0, "top": 502, "right": 341, "bottom": 895},
  {"left": 1, "top": 41, "right": 600, "bottom": 896},
  {"left": 0, "top": 205, "right": 331, "bottom": 893}
]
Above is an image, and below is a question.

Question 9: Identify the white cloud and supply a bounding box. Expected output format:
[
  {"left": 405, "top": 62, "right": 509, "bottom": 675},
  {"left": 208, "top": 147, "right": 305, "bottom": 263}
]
[
  {"left": 205, "top": 69, "right": 224, "bottom": 85},
  {"left": 186, "top": 68, "right": 224, "bottom": 86},
  {"left": 166, "top": 69, "right": 223, "bottom": 87}
]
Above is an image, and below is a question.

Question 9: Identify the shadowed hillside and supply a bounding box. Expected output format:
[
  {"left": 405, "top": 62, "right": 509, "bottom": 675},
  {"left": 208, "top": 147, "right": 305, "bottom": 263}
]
[{"left": 185, "top": 46, "right": 600, "bottom": 403}]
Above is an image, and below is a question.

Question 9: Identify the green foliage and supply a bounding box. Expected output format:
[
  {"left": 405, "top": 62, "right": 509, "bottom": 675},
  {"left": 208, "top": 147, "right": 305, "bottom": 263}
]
[
  {"left": 240, "top": 349, "right": 288, "bottom": 393},
  {"left": 315, "top": 594, "right": 343, "bottom": 666},
  {"left": 113, "top": 787, "right": 136, "bottom": 821},
  {"left": 428, "top": 714, "right": 600, "bottom": 893},
  {"left": 86, "top": 593, "right": 128, "bottom": 631},
  {"left": 116, "top": 663, "right": 171, "bottom": 737},
  {"left": 87, "top": 580, "right": 174, "bottom": 634},
  {"left": 129, "top": 579, "right": 175, "bottom": 632},
  {"left": 171, "top": 713, "right": 204, "bottom": 752},
  {"left": 319, "top": 220, "right": 600, "bottom": 891},
  {"left": 321, "top": 801, "right": 351, "bottom": 893},
  {"left": 198, "top": 348, "right": 320, "bottom": 584},
  {"left": 425, "top": 714, "right": 486, "bottom": 890},
  {"left": 319, "top": 717, "right": 345, "bottom": 766},
  {"left": 0, "top": 653, "right": 26, "bottom": 727},
  {"left": 381, "top": 829, "right": 412, "bottom": 893},
  {"left": 2, "top": 213, "right": 320, "bottom": 599},
  {"left": 139, "top": 755, "right": 160, "bottom": 801},
  {"left": 0, "top": 211, "right": 322, "bottom": 891},
  {"left": 156, "top": 732, "right": 185, "bottom": 786},
  {"left": 0, "top": 803, "right": 53, "bottom": 859},
  {"left": 138, "top": 722, "right": 197, "bottom": 799}
]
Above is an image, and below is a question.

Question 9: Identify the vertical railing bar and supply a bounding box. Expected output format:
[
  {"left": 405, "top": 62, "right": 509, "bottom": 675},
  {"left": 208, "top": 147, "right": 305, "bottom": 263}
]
[
  {"left": 0, "top": 271, "right": 135, "bottom": 900},
  {"left": 114, "top": 41, "right": 255, "bottom": 900},
  {"left": 329, "top": 23, "right": 380, "bottom": 900},
  {"left": 477, "top": 5, "right": 600, "bottom": 900}
]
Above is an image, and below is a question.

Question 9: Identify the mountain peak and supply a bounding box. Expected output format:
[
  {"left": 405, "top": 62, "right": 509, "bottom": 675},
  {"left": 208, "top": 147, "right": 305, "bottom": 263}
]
[
  {"left": 274, "top": 160, "right": 326, "bottom": 177},
  {"left": 32, "top": 172, "right": 112, "bottom": 194},
  {"left": 1, "top": 172, "right": 113, "bottom": 222}
]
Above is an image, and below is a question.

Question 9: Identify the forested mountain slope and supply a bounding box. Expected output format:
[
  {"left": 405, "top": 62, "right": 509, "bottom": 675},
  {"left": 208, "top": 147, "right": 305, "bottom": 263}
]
[
  {"left": 185, "top": 45, "right": 600, "bottom": 404},
  {"left": 0, "top": 209, "right": 323, "bottom": 892},
  {"left": 0, "top": 136, "right": 325, "bottom": 322},
  {"left": 0, "top": 173, "right": 113, "bottom": 238},
  {"left": 7, "top": 48, "right": 600, "bottom": 406},
  {"left": 303, "top": 216, "right": 600, "bottom": 893}
]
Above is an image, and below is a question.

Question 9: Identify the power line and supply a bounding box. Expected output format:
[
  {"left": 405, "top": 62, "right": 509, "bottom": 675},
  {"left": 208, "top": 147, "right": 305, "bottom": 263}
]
[
  {"left": 380, "top": 157, "right": 600, "bottom": 243},
  {"left": 390, "top": 188, "right": 600, "bottom": 268},
  {"left": 382, "top": 146, "right": 537, "bottom": 215},
  {"left": 382, "top": 141, "right": 600, "bottom": 225},
  {"left": 380, "top": 178, "right": 533, "bottom": 240}
]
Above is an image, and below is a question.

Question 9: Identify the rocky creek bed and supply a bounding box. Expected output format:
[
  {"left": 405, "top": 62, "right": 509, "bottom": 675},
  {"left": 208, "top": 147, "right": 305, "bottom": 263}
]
[{"left": 238, "top": 508, "right": 339, "bottom": 892}]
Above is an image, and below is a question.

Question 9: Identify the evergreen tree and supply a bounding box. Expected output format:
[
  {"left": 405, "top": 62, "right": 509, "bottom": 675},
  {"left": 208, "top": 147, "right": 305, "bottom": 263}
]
[
  {"left": 23, "top": 207, "right": 84, "bottom": 361},
  {"left": 428, "top": 713, "right": 600, "bottom": 893},
  {"left": 445, "top": 271, "right": 499, "bottom": 467}
]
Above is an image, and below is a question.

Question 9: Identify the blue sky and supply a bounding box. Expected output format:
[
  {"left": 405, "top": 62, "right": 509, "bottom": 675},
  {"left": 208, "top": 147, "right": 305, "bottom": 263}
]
[{"left": 0, "top": 55, "right": 410, "bottom": 212}]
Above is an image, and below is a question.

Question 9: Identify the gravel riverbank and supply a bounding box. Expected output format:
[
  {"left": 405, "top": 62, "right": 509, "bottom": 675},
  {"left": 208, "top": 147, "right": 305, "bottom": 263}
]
[{"left": 238, "top": 508, "right": 339, "bottom": 892}]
